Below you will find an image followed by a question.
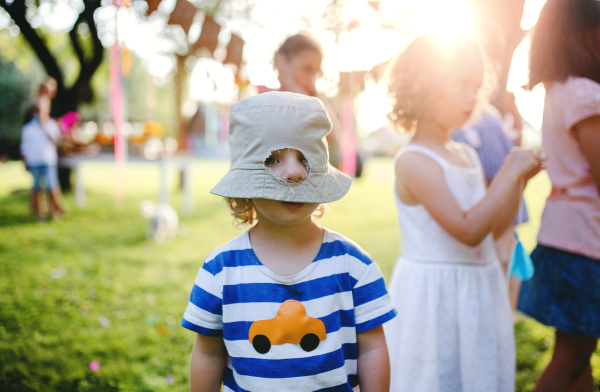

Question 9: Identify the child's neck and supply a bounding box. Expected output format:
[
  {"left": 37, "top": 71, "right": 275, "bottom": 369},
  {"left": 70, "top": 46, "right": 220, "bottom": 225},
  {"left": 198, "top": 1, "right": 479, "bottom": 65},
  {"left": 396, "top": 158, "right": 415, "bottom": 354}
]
[
  {"left": 249, "top": 219, "right": 324, "bottom": 277},
  {"left": 412, "top": 118, "right": 476, "bottom": 168},
  {"left": 413, "top": 119, "right": 452, "bottom": 147}
]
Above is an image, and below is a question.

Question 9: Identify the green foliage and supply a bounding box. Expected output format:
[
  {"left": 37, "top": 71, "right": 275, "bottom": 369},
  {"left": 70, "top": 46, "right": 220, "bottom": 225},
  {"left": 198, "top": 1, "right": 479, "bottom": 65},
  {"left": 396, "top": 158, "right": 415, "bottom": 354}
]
[
  {"left": 0, "top": 159, "right": 598, "bottom": 390},
  {"left": 0, "top": 28, "right": 45, "bottom": 82},
  {"left": 0, "top": 57, "right": 30, "bottom": 140},
  {"left": 78, "top": 51, "right": 178, "bottom": 138},
  {"left": 0, "top": 56, "right": 31, "bottom": 159}
]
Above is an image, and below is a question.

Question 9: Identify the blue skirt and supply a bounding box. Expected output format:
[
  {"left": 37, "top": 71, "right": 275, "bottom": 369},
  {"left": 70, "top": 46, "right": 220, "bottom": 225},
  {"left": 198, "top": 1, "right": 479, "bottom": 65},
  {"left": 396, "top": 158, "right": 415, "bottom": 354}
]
[{"left": 518, "top": 244, "right": 600, "bottom": 337}]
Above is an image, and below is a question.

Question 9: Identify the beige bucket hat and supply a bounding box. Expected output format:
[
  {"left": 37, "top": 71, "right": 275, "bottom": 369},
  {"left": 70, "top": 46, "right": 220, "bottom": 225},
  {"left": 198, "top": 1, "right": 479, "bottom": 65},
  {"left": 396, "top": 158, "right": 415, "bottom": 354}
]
[{"left": 210, "top": 91, "right": 352, "bottom": 203}]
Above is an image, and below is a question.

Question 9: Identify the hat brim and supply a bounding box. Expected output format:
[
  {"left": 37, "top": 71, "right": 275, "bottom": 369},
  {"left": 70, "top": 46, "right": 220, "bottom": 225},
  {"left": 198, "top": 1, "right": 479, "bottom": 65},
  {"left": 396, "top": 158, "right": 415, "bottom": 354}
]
[{"left": 210, "top": 166, "right": 352, "bottom": 203}]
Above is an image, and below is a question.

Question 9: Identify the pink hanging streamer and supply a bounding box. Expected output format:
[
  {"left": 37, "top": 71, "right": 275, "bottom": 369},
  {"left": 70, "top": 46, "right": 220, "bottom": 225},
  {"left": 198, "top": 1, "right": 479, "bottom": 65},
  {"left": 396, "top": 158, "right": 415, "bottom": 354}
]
[
  {"left": 110, "top": 0, "right": 125, "bottom": 206},
  {"left": 339, "top": 93, "right": 356, "bottom": 177}
]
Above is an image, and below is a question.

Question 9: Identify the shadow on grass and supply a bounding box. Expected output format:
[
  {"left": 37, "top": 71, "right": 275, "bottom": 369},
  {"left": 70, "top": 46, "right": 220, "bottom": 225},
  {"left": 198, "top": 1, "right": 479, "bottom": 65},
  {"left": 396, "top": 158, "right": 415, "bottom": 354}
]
[
  {"left": 0, "top": 193, "right": 40, "bottom": 227},
  {"left": 515, "top": 319, "right": 553, "bottom": 392}
]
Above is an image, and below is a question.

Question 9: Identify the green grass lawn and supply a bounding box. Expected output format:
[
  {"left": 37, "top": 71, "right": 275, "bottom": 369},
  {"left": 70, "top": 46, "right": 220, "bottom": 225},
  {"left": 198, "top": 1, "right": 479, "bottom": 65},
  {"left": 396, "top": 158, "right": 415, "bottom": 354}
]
[{"left": 0, "top": 158, "right": 598, "bottom": 391}]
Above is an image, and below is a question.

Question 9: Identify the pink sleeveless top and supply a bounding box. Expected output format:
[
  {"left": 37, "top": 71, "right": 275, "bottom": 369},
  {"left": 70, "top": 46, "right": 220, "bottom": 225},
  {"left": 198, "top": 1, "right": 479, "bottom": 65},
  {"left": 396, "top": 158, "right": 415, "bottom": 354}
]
[{"left": 538, "top": 76, "right": 600, "bottom": 260}]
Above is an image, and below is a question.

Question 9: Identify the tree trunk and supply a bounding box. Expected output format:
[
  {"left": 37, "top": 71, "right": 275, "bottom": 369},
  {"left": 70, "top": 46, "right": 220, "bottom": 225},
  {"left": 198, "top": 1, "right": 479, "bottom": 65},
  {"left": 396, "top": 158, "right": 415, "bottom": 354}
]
[{"left": 0, "top": 0, "right": 104, "bottom": 117}]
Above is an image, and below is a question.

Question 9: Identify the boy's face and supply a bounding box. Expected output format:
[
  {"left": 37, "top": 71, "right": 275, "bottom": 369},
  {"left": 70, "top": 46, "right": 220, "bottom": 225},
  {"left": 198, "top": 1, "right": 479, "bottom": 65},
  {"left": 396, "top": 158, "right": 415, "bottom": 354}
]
[
  {"left": 264, "top": 148, "right": 309, "bottom": 182},
  {"left": 253, "top": 198, "right": 319, "bottom": 227},
  {"left": 254, "top": 148, "right": 318, "bottom": 226}
]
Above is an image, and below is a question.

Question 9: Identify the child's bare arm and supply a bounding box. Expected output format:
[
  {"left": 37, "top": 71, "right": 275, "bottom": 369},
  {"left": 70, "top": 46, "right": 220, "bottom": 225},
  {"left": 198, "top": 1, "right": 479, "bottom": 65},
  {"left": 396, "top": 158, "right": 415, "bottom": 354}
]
[
  {"left": 190, "top": 334, "right": 228, "bottom": 392},
  {"left": 396, "top": 148, "right": 543, "bottom": 247},
  {"left": 574, "top": 115, "right": 600, "bottom": 195},
  {"left": 492, "top": 186, "right": 521, "bottom": 239},
  {"left": 356, "top": 326, "right": 390, "bottom": 392}
]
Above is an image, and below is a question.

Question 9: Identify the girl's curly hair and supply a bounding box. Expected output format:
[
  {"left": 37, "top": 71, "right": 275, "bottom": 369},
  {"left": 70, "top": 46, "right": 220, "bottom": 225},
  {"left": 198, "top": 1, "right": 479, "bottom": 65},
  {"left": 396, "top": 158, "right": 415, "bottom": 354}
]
[
  {"left": 225, "top": 198, "right": 327, "bottom": 227},
  {"left": 386, "top": 34, "right": 494, "bottom": 133}
]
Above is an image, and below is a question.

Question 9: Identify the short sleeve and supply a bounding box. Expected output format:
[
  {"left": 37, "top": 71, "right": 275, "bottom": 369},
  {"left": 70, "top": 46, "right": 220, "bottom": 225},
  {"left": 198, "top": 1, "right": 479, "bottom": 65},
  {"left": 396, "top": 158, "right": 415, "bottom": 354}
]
[
  {"left": 181, "top": 257, "right": 224, "bottom": 336},
  {"left": 352, "top": 261, "right": 397, "bottom": 333},
  {"left": 563, "top": 77, "right": 600, "bottom": 131}
]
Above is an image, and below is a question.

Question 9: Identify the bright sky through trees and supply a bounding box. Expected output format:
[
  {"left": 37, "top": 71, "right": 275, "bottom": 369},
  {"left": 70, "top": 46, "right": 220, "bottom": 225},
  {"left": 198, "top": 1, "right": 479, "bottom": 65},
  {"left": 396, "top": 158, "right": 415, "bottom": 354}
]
[{"left": 0, "top": 0, "right": 548, "bottom": 133}]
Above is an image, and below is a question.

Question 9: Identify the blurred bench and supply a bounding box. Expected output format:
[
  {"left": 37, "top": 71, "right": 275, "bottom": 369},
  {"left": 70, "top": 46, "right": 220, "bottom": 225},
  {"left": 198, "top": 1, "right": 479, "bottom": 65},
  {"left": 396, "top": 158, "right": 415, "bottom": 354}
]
[{"left": 59, "top": 153, "right": 194, "bottom": 216}]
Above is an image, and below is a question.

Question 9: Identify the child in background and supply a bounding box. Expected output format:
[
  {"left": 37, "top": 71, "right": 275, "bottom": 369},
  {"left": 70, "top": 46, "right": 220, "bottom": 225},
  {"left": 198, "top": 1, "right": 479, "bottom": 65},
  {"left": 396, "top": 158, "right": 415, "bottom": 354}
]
[
  {"left": 517, "top": 0, "right": 600, "bottom": 390},
  {"left": 383, "top": 34, "right": 545, "bottom": 391},
  {"left": 181, "top": 92, "right": 396, "bottom": 392},
  {"left": 20, "top": 102, "right": 64, "bottom": 220}
]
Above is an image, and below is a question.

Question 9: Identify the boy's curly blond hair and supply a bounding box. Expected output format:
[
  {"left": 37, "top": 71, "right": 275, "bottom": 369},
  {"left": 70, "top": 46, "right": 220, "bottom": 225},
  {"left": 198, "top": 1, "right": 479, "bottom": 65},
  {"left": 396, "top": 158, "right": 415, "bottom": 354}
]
[
  {"left": 386, "top": 34, "right": 494, "bottom": 133},
  {"left": 225, "top": 198, "right": 327, "bottom": 227}
]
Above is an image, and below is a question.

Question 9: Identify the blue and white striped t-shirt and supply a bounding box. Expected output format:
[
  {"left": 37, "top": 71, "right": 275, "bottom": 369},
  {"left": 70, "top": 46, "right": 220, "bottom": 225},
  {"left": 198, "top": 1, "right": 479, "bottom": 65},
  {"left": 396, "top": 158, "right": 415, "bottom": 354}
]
[{"left": 181, "top": 229, "right": 397, "bottom": 392}]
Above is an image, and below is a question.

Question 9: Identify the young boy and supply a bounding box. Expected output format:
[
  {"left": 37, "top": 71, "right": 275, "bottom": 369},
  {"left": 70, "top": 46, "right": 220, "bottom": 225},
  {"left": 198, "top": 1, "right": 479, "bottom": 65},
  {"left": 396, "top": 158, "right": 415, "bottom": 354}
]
[{"left": 181, "top": 92, "right": 396, "bottom": 391}]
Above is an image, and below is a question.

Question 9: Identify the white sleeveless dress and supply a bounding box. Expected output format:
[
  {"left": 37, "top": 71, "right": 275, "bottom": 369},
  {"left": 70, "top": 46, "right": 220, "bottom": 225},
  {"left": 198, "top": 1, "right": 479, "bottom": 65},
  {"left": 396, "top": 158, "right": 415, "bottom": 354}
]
[{"left": 384, "top": 144, "right": 515, "bottom": 392}]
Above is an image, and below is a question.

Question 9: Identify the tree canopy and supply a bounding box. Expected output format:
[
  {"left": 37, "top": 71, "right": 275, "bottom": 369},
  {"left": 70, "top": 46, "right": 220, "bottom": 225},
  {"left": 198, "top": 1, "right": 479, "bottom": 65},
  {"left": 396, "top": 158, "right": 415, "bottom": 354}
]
[{"left": 0, "top": 0, "right": 104, "bottom": 117}]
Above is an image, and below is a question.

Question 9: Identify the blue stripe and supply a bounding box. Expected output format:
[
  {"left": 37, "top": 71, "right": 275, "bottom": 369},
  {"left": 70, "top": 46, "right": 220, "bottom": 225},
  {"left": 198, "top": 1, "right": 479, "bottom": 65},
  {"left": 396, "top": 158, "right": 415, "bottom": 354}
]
[
  {"left": 190, "top": 284, "right": 222, "bottom": 315},
  {"left": 223, "top": 309, "right": 356, "bottom": 341},
  {"left": 316, "top": 240, "right": 374, "bottom": 266},
  {"left": 223, "top": 273, "right": 356, "bottom": 305},
  {"left": 180, "top": 318, "right": 223, "bottom": 336},
  {"left": 203, "top": 239, "right": 372, "bottom": 278},
  {"left": 223, "top": 321, "right": 254, "bottom": 341},
  {"left": 355, "top": 309, "right": 397, "bottom": 333},
  {"left": 203, "top": 248, "right": 255, "bottom": 276},
  {"left": 341, "top": 341, "right": 358, "bottom": 360},
  {"left": 320, "top": 309, "right": 356, "bottom": 334},
  {"left": 353, "top": 278, "right": 388, "bottom": 307},
  {"left": 231, "top": 343, "right": 356, "bottom": 378},
  {"left": 223, "top": 367, "right": 250, "bottom": 392}
]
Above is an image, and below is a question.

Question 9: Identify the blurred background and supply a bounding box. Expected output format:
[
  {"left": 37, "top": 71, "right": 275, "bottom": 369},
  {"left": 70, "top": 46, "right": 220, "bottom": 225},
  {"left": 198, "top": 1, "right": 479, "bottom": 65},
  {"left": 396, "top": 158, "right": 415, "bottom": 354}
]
[
  {"left": 2, "top": 0, "right": 598, "bottom": 391},
  {"left": 0, "top": 0, "right": 547, "bottom": 167}
]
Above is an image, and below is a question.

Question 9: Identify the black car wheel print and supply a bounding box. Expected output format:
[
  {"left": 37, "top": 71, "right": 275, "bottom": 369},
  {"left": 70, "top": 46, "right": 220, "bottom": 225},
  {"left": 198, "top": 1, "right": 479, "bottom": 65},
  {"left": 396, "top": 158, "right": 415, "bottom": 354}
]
[
  {"left": 252, "top": 333, "right": 321, "bottom": 353},
  {"left": 300, "top": 333, "right": 320, "bottom": 352},
  {"left": 252, "top": 335, "right": 271, "bottom": 354}
]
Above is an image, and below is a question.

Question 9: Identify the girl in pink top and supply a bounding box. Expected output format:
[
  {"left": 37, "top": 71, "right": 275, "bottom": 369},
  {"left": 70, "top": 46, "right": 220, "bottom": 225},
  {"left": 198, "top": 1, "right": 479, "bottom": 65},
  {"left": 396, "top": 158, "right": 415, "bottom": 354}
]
[{"left": 517, "top": 0, "right": 600, "bottom": 390}]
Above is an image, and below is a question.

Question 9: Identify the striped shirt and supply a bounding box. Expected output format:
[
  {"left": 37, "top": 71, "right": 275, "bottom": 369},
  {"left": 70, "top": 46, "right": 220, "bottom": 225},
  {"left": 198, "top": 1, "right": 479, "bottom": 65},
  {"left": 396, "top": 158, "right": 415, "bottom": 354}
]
[{"left": 181, "top": 229, "right": 396, "bottom": 391}]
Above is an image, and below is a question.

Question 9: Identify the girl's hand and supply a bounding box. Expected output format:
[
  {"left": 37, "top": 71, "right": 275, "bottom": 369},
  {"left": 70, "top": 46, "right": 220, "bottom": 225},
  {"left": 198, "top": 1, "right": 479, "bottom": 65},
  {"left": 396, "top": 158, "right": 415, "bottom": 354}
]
[
  {"left": 523, "top": 150, "right": 547, "bottom": 182},
  {"left": 504, "top": 147, "right": 546, "bottom": 181}
]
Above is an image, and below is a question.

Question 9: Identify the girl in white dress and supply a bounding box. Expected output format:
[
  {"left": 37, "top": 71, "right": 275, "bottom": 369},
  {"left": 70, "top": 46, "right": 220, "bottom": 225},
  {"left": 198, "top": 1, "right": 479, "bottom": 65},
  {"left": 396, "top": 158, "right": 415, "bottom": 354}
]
[{"left": 384, "top": 34, "right": 546, "bottom": 391}]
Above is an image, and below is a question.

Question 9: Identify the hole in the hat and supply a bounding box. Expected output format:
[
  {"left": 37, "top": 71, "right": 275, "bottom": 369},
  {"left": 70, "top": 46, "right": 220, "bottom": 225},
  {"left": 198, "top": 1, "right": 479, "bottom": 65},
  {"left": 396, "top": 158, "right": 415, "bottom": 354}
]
[{"left": 264, "top": 148, "right": 310, "bottom": 184}]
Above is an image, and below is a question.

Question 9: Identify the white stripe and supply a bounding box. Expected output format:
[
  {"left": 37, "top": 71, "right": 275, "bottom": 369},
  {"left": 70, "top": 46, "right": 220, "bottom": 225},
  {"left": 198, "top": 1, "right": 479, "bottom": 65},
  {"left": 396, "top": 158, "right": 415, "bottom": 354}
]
[
  {"left": 225, "top": 326, "right": 357, "bottom": 359},
  {"left": 183, "top": 302, "right": 222, "bottom": 330},
  {"left": 222, "top": 291, "right": 355, "bottom": 323},
  {"left": 353, "top": 262, "right": 385, "bottom": 289},
  {"left": 194, "top": 267, "right": 223, "bottom": 298},
  {"left": 221, "top": 254, "right": 371, "bottom": 286},
  {"left": 204, "top": 232, "right": 251, "bottom": 263},
  {"left": 354, "top": 294, "right": 395, "bottom": 325},
  {"left": 222, "top": 255, "right": 341, "bottom": 284},
  {"left": 230, "top": 359, "right": 358, "bottom": 391}
]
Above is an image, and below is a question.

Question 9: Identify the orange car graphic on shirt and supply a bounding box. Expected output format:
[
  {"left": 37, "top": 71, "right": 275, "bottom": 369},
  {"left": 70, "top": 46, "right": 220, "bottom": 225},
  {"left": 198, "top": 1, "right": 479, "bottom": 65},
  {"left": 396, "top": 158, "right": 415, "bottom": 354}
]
[{"left": 248, "top": 300, "right": 327, "bottom": 354}]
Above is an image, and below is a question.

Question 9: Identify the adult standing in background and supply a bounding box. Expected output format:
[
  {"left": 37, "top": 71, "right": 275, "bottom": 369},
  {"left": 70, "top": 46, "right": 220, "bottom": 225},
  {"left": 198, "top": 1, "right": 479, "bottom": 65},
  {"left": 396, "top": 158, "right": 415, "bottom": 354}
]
[{"left": 271, "top": 34, "right": 341, "bottom": 169}]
